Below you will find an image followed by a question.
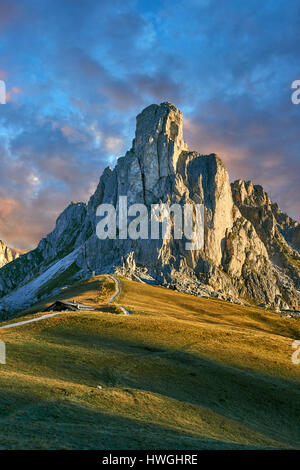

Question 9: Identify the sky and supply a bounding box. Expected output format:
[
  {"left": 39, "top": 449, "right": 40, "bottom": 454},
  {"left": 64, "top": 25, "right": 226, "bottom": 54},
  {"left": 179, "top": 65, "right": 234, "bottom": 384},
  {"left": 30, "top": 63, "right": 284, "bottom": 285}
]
[{"left": 0, "top": 0, "right": 299, "bottom": 251}]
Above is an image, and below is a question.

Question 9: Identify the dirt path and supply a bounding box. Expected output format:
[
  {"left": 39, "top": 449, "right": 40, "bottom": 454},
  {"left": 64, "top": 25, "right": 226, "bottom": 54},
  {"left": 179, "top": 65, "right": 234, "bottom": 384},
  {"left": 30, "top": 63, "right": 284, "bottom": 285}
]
[
  {"left": 108, "top": 275, "right": 130, "bottom": 315},
  {"left": 108, "top": 275, "right": 121, "bottom": 303}
]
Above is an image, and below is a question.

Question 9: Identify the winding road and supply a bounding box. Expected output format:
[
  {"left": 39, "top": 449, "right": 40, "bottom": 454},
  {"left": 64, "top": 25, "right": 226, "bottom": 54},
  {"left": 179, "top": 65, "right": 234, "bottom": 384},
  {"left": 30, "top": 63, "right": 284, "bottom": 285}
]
[
  {"left": 0, "top": 312, "right": 63, "bottom": 330},
  {"left": 108, "top": 275, "right": 121, "bottom": 303},
  {"left": 108, "top": 275, "right": 130, "bottom": 315}
]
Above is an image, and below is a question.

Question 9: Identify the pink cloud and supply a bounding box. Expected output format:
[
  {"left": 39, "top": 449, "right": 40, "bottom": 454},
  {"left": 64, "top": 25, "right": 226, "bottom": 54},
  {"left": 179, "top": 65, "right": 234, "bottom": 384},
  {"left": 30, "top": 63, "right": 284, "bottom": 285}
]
[{"left": 61, "top": 126, "right": 88, "bottom": 143}]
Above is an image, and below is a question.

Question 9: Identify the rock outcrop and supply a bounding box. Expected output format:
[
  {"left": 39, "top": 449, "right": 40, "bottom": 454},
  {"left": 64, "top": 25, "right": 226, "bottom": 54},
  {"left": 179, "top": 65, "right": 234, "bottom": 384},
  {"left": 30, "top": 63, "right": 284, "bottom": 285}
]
[
  {"left": 0, "top": 240, "right": 20, "bottom": 268},
  {"left": 0, "top": 102, "right": 299, "bottom": 315}
]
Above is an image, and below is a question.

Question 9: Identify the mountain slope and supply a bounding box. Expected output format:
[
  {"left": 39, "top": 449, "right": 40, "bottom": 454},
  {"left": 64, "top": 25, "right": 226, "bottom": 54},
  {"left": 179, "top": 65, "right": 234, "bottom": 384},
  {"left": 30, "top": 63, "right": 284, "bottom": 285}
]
[
  {"left": 0, "top": 276, "right": 299, "bottom": 449},
  {"left": 0, "top": 102, "right": 300, "bottom": 315}
]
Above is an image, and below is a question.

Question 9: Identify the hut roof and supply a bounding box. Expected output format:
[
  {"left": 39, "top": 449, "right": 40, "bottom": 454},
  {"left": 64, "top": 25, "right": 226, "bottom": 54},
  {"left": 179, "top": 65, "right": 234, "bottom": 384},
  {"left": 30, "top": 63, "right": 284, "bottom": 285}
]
[{"left": 43, "top": 300, "right": 94, "bottom": 312}]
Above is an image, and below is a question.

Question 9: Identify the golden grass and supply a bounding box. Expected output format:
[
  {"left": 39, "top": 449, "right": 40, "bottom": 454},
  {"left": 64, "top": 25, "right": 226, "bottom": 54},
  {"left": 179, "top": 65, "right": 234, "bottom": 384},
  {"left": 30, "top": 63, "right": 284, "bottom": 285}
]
[
  {"left": 18, "top": 275, "right": 114, "bottom": 316},
  {"left": 0, "top": 275, "right": 299, "bottom": 449},
  {"left": 117, "top": 277, "right": 300, "bottom": 382}
]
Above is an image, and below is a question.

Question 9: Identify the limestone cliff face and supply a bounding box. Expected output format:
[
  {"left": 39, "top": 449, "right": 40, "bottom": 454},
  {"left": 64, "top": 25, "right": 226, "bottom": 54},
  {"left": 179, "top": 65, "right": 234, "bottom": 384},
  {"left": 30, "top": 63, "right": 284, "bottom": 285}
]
[
  {"left": 133, "top": 103, "right": 189, "bottom": 198},
  {"left": 0, "top": 102, "right": 299, "bottom": 314},
  {"left": 231, "top": 180, "right": 300, "bottom": 308},
  {"left": 0, "top": 240, "right": 20, "bottom": 268},
  {"left": 77, "top": 103, "right": 235, "bottom": 289}
]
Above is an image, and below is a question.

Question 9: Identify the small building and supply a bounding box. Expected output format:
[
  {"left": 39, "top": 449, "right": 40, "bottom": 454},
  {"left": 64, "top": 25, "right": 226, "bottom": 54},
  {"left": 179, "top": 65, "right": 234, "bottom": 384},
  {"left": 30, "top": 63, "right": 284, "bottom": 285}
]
[{"left": 43, "top": 300, "right": 94, "bottom": 312}]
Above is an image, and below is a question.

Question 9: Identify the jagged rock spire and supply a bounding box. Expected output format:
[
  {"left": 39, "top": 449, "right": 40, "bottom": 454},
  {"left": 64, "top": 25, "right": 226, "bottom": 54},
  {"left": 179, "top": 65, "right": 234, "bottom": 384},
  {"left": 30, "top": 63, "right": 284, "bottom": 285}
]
[{"left": 133, "top": 102, "right": 189, "bottom": 193}]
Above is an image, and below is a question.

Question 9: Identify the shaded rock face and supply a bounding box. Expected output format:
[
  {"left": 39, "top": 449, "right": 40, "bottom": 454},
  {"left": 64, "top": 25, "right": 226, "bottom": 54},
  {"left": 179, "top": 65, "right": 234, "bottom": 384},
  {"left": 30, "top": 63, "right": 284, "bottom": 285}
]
[
  {"left": 0, "top": 102, "right": 299, "bottom": 313},
  {"left": 0, "top": 241, "right": 20, "bottom": 268}
]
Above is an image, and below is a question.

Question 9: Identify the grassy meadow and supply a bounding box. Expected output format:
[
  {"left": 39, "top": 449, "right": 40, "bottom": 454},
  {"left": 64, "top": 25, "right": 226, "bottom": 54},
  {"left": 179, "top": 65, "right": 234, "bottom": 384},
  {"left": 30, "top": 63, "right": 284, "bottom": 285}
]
[{"left": 0, "top": 275, "right": 299, "bottom": 449}]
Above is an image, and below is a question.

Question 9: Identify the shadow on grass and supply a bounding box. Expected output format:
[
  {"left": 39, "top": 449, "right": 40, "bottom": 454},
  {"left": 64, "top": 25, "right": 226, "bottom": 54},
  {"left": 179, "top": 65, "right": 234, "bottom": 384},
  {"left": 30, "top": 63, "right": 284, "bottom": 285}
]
[
  {"left": 7, "top": 331, "right": 300, "bottom": 449},
  {"left": 0, "top": 390, "right": 279, "bottom": 450}
]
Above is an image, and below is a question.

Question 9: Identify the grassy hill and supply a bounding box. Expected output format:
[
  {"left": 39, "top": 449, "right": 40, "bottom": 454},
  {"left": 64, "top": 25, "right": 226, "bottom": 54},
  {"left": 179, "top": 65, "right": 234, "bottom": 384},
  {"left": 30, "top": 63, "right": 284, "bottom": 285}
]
[{"left": 0, "top": 275, "right": 299, "bottom": 450}]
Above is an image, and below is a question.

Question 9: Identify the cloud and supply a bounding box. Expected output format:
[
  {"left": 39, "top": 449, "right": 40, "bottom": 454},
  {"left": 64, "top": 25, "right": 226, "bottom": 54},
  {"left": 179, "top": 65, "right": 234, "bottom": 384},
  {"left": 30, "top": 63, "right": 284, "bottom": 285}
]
[{"left": 0, "top": 0, "right": 300, "bottom": 250}]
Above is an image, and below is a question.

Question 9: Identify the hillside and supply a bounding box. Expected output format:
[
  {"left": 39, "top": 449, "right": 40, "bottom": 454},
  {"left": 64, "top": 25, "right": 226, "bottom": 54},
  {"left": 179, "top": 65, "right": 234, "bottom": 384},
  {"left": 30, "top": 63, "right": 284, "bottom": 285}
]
[{"left": 0, "top": 276, "right": 299, "bottom": 450}]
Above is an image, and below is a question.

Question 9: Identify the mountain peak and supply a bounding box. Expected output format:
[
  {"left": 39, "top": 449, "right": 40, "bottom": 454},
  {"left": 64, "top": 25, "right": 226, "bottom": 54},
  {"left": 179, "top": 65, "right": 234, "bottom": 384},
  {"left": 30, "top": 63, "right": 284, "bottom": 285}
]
[
  {"left": 135, "top": 102, "right": 186, "bottom": 146},
  {"left": 133, "top": 103, "right": 189, "bottom": 195}
]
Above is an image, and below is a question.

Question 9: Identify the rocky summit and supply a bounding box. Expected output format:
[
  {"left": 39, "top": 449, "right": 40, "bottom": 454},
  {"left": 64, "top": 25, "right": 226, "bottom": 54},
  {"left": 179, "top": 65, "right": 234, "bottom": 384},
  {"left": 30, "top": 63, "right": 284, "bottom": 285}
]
[
  {"left": 0, "top": 102, "right": 300, "bottom": 315},
  {"left": 0, "top": 240, "right": 20, "bottom": 269}
]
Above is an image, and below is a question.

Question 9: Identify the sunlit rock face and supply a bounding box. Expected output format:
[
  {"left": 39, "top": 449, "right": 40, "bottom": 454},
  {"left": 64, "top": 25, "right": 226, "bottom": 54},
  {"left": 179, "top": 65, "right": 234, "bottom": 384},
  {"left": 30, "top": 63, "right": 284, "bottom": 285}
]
[
  {"left": 0, "top": 240, "right": 20, "bottom": 268},
  {"left": 81, "top": 102, "right": 236, "bottom": 288},
  {"left": 1, "top": 103, "right": 300, "bottom": 314},
  {"left": 230, "top": 180, "right": 300, "bottom": 309}
]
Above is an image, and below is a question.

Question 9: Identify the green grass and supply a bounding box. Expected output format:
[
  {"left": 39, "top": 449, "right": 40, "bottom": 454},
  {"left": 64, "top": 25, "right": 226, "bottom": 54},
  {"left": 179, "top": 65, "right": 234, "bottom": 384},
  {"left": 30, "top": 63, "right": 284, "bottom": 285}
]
[{"left": 0, "top": 276, "right": 299, "bottom": 450}]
